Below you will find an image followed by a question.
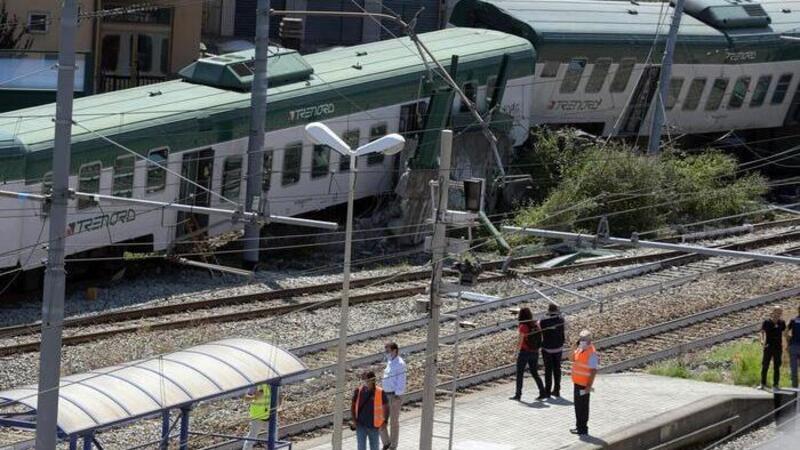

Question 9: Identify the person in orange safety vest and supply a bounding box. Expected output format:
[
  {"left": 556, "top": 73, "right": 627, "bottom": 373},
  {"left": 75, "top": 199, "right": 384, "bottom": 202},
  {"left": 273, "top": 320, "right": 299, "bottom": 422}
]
[
  {"left": 350, "top": 370, "right": 390, "bottom": 450},
  {"left": 570, "top": 329, "right": 599, "bottom": 436}
]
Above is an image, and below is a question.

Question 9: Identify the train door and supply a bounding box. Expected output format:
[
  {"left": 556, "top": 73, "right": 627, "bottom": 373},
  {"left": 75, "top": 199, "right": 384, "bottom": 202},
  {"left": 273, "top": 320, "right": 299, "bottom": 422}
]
[
  {"left": 176, "top": 149, "right": 214, "bottom": 238},
  {"left": 619, "top": 65, "right": 661, "bottom": 135},
  {"left": 784, "top": 81, "right": 800, "bottom": 127}
]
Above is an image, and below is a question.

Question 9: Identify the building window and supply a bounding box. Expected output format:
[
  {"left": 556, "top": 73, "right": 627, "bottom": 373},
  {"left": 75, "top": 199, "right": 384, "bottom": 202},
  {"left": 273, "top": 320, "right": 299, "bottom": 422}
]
[
  {"left": 312, "top": 145, "right": 330, "bottom": 178},
  {"left": 136, "top": 35, "right": 154, "bottom": 73},
  {"left": 771, "top": 74, "right": 793, "bottom": 104},
  {"left": 27, "top": 12, "right": 49, "bottom": 34},
  {"left": 750, "top": 75, "right": 772, "bottom": 107},
  {"left": 340, "top": 130, "right": 359, "bottom": 171},
  {"left": 461, "top": 81, "right": 477, "bottom": 112},
  {"left": 610, "top": 58, "right": 636, "bottom": 93},
  {"left": 585, "top": 58, "right": 612, "bottom": 93},
  {"left": 112, "top": 155, "right": 135, "bottom": 198},
  {"left": 540, "top": 61, "right": 560, "bottom": 78},
  {"left": 160, "top": 38, "right": 170, "bottom": 74},
  {"left": 78, "top": 163, "right": 102, "bottom": 209},
  {"left": 560, "top": 58, "right": 587, "bottom": 94},
  {"left": 146, "top": 147, "right": 168, "bottom": 193},
  {"left": 101, "top": 35, "right": 121, "bottom": 72},
  {"left": 682, "top": 78, "right": 706, "bottom": 111},
  {"left": 221, "top": 157, "right": 243, "bottom": 199},
  {"left": 282, "top": 143, "right": 302, "bottom": 186},
  {"left": 263, "top": 150, "right": 273, "bottom": 191},
  {"left": 665, "top": 78, "right": 684, "bottom": 110},
  {"left": 367, "top": 123, "right": 387, "bottom": 166},
  {"left": 728, "top": 76, "right": 751, "bottom": 109}
]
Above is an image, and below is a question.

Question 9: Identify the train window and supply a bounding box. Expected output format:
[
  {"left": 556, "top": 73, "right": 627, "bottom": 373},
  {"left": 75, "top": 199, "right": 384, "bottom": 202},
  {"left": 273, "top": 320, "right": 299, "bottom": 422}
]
[
  {"left": 705, "top": 78, "right": 728, "bottom": 111},
  {"left": 665, "top": 78, "right": 684, "bottom": 110},
  {"left": 585, "top": 58, "right": 612, "bottom": 93},
  {"left": 486, "top": 76, "right": 498, "bottom": 105},
  {"left": 682, "top": 78, "right": 706, "bottom": 110},
  {"left": 282, "top": 143, "right": 302, "bottom": 186},
  {"left": 728, "top": 76, "right": 751, "bottom": 109},
  {"left": 540, "top": 61, "right": 560, "bottom": 78},
  {"left": 367, "top": 123, "right": 388, "bottom": 166},
  {"left": 221, "top": 156, "right": 243, "bottom": 199},
  {"left": 77, "top": 162, "right": 101, "bottom": 210},
  {"left": 312, "top": 145, "right": 331, "bottom": 178},
  {"left": 610, "top": 58, "right": 636, "bottom": 93},
  {"left": 750, "top": 75, "right": 772, "bottom": 107},
  {"left": 771, "top": 74, "right": 793, "bottom": 104},
  {"left": 146, "top": 147, "right": 168, "bottom": 193},
  {"left": 560, "top": 58, "right": 587, "bottom": 94},
  {"left": 262, "top": 150, "right": 273, "bottom": 191},
  {"left": 461, "top": 81, "right": 477, "bottom": 112},
  {"left": 112, "top": 155, "right": 135, "bottom": 198},
  {"left": 340, "top": 130, "right": 360, "bottom": 171}
]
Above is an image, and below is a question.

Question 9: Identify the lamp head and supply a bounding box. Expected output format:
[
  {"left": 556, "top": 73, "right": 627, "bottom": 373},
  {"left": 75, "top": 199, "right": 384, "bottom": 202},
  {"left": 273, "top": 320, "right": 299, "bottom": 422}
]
[
  {"left": 305, "top": 122, "right": 352, "bottom": 156},
  {"left": 355, "top": 133, "right": 406, "bottom": 157}
]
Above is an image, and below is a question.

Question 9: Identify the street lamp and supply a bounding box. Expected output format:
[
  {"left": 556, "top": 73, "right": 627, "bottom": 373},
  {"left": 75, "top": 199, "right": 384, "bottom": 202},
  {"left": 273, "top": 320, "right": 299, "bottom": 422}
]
[{"left": 304, "top": 122, "right": 405, "bottom": 450}]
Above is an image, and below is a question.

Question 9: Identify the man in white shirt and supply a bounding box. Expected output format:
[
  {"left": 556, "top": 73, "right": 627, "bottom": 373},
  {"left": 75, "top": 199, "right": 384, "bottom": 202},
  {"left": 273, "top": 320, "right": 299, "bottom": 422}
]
[{"left": 381, "top": 342, "right": 406, "bottom": 450}]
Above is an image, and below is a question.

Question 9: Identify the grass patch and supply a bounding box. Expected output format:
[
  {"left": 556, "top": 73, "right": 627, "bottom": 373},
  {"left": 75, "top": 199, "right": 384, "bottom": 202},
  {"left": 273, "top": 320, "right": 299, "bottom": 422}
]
[{"left": 647, "top": 340, "right": 794, "bottom": 388}]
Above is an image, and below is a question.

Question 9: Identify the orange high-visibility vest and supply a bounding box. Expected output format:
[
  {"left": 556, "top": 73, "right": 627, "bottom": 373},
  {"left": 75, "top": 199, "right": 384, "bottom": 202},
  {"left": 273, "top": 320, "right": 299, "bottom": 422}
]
[
  {"left": 355, "top": 385, "right": 385, "bottom": 428},
  {"left": 572, "top": 344, "right": 597, "bottom": 386}
]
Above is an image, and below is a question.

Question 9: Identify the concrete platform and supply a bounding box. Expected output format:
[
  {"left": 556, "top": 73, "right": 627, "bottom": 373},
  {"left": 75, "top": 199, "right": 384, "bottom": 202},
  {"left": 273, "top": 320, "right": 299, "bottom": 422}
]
[{"left": 296, "top": 373, "right": 771, "bottom": 450}]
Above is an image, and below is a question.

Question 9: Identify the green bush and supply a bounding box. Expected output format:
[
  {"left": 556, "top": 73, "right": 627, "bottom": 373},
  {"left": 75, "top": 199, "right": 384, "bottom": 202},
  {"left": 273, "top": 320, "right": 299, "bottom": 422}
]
[
  {"left": 510, "top": 131, "right": 768, "bottom": 237},
  {"left": 710, "top": 341, "right": 792, "bottom": 388},
  {"left": 647, "top": 360, "right": 692, "bottom": 379}
]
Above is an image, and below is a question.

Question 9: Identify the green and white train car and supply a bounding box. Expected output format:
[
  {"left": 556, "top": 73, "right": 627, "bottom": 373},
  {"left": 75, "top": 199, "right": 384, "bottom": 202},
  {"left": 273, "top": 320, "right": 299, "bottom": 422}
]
[
  {"left": 451, "top": 0, "right": 800, "bottom": 136},
  {"left": 0, "top": 28, "right": 535, "bottom": 272}
]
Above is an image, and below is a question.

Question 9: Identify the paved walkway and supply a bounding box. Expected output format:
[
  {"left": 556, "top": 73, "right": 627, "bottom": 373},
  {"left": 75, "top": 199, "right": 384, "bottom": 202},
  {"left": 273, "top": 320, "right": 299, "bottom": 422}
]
[{"left": 296, "top": 373, "right": 768, "bottom": 450}]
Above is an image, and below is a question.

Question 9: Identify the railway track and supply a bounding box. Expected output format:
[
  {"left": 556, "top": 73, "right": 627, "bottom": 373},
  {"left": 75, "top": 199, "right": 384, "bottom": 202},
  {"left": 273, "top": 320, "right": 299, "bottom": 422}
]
[
  {"left": 210, "top": 284, "right": 800, "bottom": 447},
  {"left": 1, "top": 230, "right": 798, "bottom": 357}
]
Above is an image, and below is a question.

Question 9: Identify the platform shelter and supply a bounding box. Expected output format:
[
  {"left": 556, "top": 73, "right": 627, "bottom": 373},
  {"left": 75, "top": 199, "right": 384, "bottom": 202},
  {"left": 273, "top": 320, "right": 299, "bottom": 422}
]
[{"left": 0, "top": 338, "right": 307, "bottom": 449}]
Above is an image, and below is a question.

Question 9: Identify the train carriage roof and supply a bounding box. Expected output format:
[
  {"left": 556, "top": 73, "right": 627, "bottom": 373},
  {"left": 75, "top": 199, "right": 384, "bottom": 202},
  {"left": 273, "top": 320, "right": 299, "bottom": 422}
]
[
  {"left": 0, "top": 27, "right": 533, "bottom": 158},
  {"left": 450, "top": 0, "right": 800, "bottom": 48}
]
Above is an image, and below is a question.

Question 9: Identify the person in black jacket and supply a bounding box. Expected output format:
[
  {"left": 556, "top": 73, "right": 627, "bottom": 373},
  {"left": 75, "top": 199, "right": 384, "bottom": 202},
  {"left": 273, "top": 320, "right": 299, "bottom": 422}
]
[{"left": 538, "top": 302, "right": 566, "bottom": 398}]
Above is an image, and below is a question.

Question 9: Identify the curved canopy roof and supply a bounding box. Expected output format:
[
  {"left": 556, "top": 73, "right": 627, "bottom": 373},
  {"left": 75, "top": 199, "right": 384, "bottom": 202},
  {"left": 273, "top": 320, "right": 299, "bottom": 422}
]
[{"left": 0, "top": 338, "right": 306, "bottom": 436}]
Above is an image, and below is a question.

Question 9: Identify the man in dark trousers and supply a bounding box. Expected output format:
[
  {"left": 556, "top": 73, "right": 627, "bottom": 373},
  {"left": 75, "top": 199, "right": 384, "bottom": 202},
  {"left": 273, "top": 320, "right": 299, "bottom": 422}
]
[
  {"left": 570, "top": 329, "right": 598, "bottom": 436},
  {"left": 788, "top": 305, "right": 800, "bottom": 388},
  {"left": 351, "top": 371, "right": 390, "bottom": 450},
  {"left": 539, "top": 302, "right": 566, "bottom": 398},
  {"left": 761, "top": 305, "right": 786, "bottom": 390}
]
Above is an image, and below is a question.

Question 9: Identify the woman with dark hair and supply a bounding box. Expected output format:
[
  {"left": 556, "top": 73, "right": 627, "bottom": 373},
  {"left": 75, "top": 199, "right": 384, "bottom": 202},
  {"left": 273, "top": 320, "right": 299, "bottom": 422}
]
[{"left": 511, "top": 306, "right": 546, "bottom": 401}]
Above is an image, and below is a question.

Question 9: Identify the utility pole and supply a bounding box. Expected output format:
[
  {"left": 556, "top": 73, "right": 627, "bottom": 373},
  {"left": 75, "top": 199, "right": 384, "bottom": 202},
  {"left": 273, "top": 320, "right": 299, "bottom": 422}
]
[
  {"left": 243, "top": 0, "right": 271, "bottom": 269},
  {"left": 647, "top": 0, "right": 686, "bottom": 155},
  {"left": 419, "top": 130, "right": 453, "bottom": 450},
  {"left": 35, "top": 1, "right": 78, "bottom": 448}
]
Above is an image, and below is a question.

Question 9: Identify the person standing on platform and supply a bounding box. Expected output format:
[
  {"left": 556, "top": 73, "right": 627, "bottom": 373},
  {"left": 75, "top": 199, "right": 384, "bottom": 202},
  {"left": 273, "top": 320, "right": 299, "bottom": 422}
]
[
  {"left": 787, "top": 305, "right": 800, "bottom": 388},
  {"left": 539, "top": 302, "right": 566, "bottom": 398},
  {"left": 242, "top": 384, "right": 271, "bottom": 450},
  {"left": 511, "top": 306, "right": 546, "bottom": 401},
  {"left": 760, "top": 305, "right": 786, "bottom": 390},
  {"left": 570, "top": 329, "right": 598, "bottom": 436},
  {"left": 381, "top": 342, "right": 406, "bottom": 450},
  {"left": 351, "top": 370, "right": 389, "bottom": 450}
]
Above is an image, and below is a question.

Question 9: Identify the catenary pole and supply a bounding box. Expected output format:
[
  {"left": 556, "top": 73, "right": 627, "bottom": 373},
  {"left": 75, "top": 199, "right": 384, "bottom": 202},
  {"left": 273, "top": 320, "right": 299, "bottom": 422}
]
[
  {"left": 35, "top": 0, "right": 78, "bottom": 448},
  {"left": 244, "top": 0, "right": 271, "bottom": 269},
  {"left": 420, "top": 130, "right": 454, "bottom": 450},
  {"left": 647, "top": 0, "right": 686, "bottom": 155}
]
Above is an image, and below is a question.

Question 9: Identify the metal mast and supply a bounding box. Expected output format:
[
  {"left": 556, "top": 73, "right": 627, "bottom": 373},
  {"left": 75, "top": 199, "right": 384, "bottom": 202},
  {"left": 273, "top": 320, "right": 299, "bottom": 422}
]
[
  {"left": 647, "top": 0, "right": 686, "bottom": 155},
  {"left": 243, "top": 0, "right": 271, "bottom": 269},
  {"left": 419, "top": 130, "right": 454, "bottom": 450},
  {"left": 35, "top": 0, "right": 78, "bottom": 447}
]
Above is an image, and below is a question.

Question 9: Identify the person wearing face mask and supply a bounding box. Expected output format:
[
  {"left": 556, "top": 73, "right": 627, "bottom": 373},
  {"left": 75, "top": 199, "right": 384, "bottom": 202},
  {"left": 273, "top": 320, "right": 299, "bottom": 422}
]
[
  {"left": 570, "top": 329, "right": 598, "bottom": 436},
  {"left": 380, "top": 342, "right": 406, "bottom": 450},
  {"left": 760, "top": 305, "right": 786, "bottom": 390},
  {"left": 351, "top": 371, "right": 390, "bottom": 450}
]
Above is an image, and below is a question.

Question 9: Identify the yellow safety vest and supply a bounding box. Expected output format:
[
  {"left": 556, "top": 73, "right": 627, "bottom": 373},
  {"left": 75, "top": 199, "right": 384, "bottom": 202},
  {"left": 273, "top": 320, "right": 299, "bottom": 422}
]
[{"left": 249, "top": 384, "right": 271, "bottom": 421}]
